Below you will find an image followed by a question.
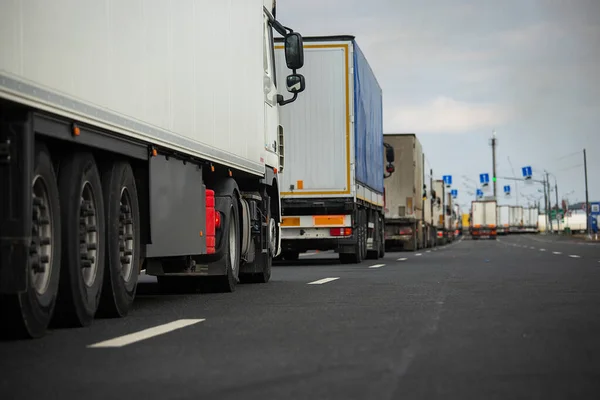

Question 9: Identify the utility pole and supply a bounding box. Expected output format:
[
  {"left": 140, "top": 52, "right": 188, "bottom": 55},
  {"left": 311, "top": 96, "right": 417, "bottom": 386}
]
[
  {"left": 422, "top": 154, "right": 426, "bottom": 247},
  {"left": 543, "top": 175, "right": 550, "bottom": 233},
  {"left": 491, "top": 130, "right": 497, "bottom": 199},
  {"left": 584, "top": 149, "right": 590, "bottom": 236},
  {"left": 554, "top": 178, "right": 560, "bottom": 232},
  {"left": 546, "top": 172, "right": 553, "bottom": 233}
]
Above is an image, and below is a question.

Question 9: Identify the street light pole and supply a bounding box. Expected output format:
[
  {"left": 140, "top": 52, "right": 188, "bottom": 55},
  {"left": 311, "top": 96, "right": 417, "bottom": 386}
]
[
  {"left": 491, "top": 131, "right": 497, "bottom": 199},
  {"left": 584, "top": 148, "right": 590, "bottom": 237}
]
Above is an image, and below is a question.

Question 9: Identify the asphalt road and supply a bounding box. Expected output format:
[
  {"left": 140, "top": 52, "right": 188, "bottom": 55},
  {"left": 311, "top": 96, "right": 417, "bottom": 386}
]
[{"left": 1, "top": 235, "right": 600, "bottom": 399}]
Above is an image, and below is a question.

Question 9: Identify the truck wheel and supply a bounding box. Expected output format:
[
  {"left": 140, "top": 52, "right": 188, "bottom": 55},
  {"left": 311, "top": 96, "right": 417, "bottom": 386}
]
[
  {"left": 212, "top": 193, "right": 241, "bottom": 292},
  {"left": 340, "top": 209, "right": 366, "bottom": 264},
  {"left": 240, "top": 211, "right": 275, "bottom": 284},
  {"left": 54, "top": 151, "right": 105, "bottom": 327},
  {"left": 97, "top": 161, "right": 140, "bottom": 318},
  {"left": 0, "top": 144, "right": 62, "bottom": 339}
]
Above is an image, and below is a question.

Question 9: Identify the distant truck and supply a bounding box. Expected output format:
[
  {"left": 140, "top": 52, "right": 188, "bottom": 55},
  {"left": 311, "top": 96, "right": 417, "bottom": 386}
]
[
  {"left": 0, "top": 0, "right": 306, "bottom": 338},
  {"left": 433, "top": 180, "right": 447, "bottom": 245},
  {"left": 445, "top": 192, "right": 455, "bottom": 242},
  {"left": 497, "top": 205, "right": 511, "bottom": 235},
  {"left": 522, "top": 207, "right": 540, "bottom": 233},
  {"left": 471, "top": 200, "right": 498, "bottom": 239},
  {"left": 383, "top": 133, "right": 426, "bottom": 251},
  {"left": 274, "top": 35, "right": 394, "bottom": 263},
  {"left": 423, "top": 185, "right": 436, "bottom": 248},
  {"left": 509, "top": 206, "right": 524, "bottom": 233},
  {"left": 462, "top": 213, "right": 470, "bottom": 235}
]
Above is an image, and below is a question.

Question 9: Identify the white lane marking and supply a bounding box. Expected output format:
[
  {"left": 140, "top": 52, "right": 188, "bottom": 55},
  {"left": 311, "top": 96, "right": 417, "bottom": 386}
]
[
  {"left": 415, "top": 253, "right": 422, "bottom": 257},
  {"left": 88, "top": 319, "right": 205, "bottom": 348},
  {"left": 530, "top": 247, "right": 536, "bottom": 249},
  {"left": 540, "top": 249, "right": 546, "bottom": 252},
  {"left": 397, "top": 258, "right": 408, "bottom": 261},
  {"left": 426, "top": 250, "right": 431, "bottom": 253},
  {"left": 308, "top": 277, "right": 340, "bottom": 285},
  {"left": 569, "top": 255, "right": 581, "bottom": 258},
  {"left": 553, "top": 252, "right": 562, "bottom": 255},
  {"left": 369, "top": 264, "right": 385, "bottom": 269}
]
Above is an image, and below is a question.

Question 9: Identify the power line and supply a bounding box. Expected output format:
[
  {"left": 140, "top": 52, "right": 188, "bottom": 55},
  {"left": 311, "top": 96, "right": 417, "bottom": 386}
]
[
  {"left": 554, "top": 151, "right": 581, "bottom": 162},
  {"left": 555, "top": 163, "right": 584, "bottom": 173}
]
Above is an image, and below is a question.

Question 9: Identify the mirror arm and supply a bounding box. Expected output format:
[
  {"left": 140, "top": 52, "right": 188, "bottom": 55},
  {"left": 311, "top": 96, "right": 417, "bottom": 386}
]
[
  {"left": 272, "top": 20, "right": 293, "bottom": 37},
  {"left": 277, "top": 92, "right": 298, "bottom": 106}
]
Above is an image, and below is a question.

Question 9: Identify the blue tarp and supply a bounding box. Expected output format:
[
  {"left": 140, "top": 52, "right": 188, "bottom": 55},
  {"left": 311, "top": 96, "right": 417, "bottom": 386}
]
[{"left": 353, "top": 41, "right": 384, "bottom": 194}]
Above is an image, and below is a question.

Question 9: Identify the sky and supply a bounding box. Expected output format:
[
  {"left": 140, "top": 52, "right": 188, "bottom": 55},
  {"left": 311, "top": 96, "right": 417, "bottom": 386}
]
[{"left": 276, "top": 0, "right": 600, "bottom": 211}]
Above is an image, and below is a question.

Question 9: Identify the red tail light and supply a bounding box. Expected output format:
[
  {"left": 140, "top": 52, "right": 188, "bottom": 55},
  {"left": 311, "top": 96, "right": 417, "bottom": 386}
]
[
  {"left": 399, "top": 227, "right": 412, "bottom": 235},
  {"left": 215, "top": 211, "right": 221, "bottom": 229},
  {"left": 205, "top": 189, "right": 216, "bottom": 254},
  {"left": 330, "top": 227, "right": 352, "bottom": 237}
]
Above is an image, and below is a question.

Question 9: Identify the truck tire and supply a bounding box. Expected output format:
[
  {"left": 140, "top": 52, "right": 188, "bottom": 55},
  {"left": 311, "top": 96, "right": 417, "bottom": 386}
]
[
  {"left": 97, "top": 161, "right": 140, "bottom": 318},
  {"left": 54, "top": 151, "right": 105, "bottom": 327},
  {"left": 340, "top": 208, "right": 366, "bottom": 264},
  {"left": 0, "top": 143, "right": 62, "bottom": 339},
  {"left": 212, "top": 193, "right": 241, "bottom": 292}
]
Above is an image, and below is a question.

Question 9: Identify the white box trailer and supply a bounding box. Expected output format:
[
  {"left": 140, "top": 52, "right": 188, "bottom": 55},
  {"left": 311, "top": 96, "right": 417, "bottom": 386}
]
[
  {"left": 524, "top": 207, "right": 539, "bottom": 232},
  {"left": 383, "top": 134, "right": 425, "bottom": 251},
  {"left": 497, "top": 205, "right": 510, "bottom": 235},
  {"left": 471, "top": 200, "right": 498, "bottom": 239},
  {"left": 274, "top": 35, "right": 392, "bottom": 263},
  {"left": 523, "top": 208, "right": 532, "bottom": 230},
  {"left": 0, "top": 0, "right": 307, "bottom": 338},
  {"left": 509, "top": 206, "right": 524, "bottom": 233}
]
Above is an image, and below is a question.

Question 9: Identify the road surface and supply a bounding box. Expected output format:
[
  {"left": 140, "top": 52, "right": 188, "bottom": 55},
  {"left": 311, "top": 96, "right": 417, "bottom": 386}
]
[{"left": 1, "top": 235, "right": 599, "bottom": 399}]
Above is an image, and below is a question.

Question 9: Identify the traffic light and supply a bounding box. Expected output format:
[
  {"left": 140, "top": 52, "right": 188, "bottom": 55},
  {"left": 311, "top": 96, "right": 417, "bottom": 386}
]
[{"left": 492, "top": 176, "right": 497, "bottom": 182}]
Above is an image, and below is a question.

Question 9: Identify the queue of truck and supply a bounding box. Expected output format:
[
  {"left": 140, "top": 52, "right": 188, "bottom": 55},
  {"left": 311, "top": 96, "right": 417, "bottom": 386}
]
[
  {"left": 381, "top": 134, "right": 457, "bottom": 251},
  {"left": 0, "top": 1, "right": 460, "bottom": 340},
  {"left": 468, "top": 201, "right": 539, "bottom": 240}
]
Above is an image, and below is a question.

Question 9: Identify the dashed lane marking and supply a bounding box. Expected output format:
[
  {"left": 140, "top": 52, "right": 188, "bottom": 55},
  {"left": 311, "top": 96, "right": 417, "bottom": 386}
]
[
  {"left": 88, "top": 319, "right": 205, "bottom": 348},
  {"left": 540, "top": 249, "right": 546, "bottom": 251},
  {"left": 369, "top": 264, "right": 385, "bottom": 269},
  {"left": 553, "top": 252, "right": 562, "bottom": 255},
  {"left": 569, "top": 255, "right": 581, "bottom": 258},
  {"left": 397, "top": 258, "right": 408, "bottom": 261},
  {"left": 308, "top": 277, "right": 340, "bottom": 285},
  {"left": 415, "top": 253, "right": 422, "bottom": 257}
]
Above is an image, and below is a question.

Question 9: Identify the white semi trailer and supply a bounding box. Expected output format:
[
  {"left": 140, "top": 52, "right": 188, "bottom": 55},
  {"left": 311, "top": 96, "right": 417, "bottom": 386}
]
[{"left": 0, "top": 0, "right": 307, "bottom": 339}]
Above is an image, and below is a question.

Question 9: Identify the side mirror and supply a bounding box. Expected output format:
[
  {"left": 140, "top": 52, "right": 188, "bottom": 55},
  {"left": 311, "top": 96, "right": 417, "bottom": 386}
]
[
  {"left": 286, "top": 74, "right": 305, "bottom": 94},
  {"left": 284, "top": 32, "right": 304, "bottom": 70},
  {"left": 385, "top": 146, "right": 395, "bottom": 163}
]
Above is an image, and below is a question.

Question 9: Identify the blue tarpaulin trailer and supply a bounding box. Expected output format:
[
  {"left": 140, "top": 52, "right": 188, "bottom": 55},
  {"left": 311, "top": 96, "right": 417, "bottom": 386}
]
[{"left": 274, "top": 35, "right": 391, "bottom": 263}]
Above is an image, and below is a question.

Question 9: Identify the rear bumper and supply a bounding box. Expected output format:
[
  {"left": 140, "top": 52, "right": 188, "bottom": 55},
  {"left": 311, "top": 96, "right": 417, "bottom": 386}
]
[{"left": 471, "top": 227, "right": 497, "bottom": 239}]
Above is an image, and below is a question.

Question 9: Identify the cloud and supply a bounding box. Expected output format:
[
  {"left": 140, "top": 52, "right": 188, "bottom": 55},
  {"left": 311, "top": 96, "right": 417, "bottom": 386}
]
[{"left": 386, "top": 96, "right": 513, "bottom": 134}]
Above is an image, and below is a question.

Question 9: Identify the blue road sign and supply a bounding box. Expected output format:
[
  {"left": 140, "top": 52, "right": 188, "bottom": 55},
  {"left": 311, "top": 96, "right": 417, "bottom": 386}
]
[
  {"left": 443, "top": 175, "right": 452, "bottom": 186},
  {"left": 476, "top": 189, "right": 484, "bottom": 198},
  {"left": 591, "top": 202, "right": 600, "bottom": 215},
  {"left": 503, "top": 185, "right": 511, "bottom": 194},
  {"left": 451, "top": 189, "right": 458, "bottom": 198},
  {"left": 522, "top": 166, "right": 532, "bottom": 178},
  {"left": 479, "top": 173, "right": 490, "bottom": 185}
]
